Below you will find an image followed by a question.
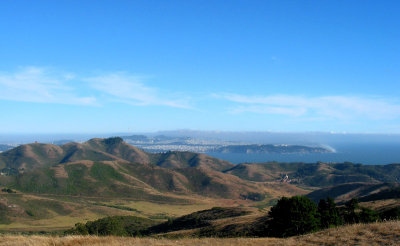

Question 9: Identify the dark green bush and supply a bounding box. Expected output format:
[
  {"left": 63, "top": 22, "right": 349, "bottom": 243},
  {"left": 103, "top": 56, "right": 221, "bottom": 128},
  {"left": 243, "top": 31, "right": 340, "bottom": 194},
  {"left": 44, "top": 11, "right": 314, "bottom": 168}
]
[
  {"left": 268, "top": 196, "right": 319, "bottom": 237},
  {"left": 65, "top": 216, "right": 155, "bottom": 236},
  {"left": 380, "top": 206, "right": 400, "bottom": 220},
  {"left": 318, "top": 197, "right": 343, "bottom": 228}
]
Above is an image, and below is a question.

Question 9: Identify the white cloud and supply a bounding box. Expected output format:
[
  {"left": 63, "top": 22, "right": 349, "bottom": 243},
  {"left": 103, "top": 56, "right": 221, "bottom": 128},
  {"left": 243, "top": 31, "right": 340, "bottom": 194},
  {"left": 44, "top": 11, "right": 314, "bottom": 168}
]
[
  {"left": 0, "top": 67, "right": 96, "bottom": 105},
  {"left": 0, "top": 67, "right": 191, "bottom": 109},
  {"left": 85, "top": 73, "right": 191, "bottom": 108},
  {"left": 217, "top": 93, "right": 400, "bottom": 120},
  {"left": 231, "top": 105, "right": 307, "bottom": 116}
]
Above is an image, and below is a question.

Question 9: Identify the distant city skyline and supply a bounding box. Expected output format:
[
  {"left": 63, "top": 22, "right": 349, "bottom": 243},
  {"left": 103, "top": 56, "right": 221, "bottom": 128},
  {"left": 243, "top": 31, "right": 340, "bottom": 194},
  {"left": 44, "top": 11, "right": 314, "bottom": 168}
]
[{"left": 1, "top": 1, "right": 399, "bottom": 133}]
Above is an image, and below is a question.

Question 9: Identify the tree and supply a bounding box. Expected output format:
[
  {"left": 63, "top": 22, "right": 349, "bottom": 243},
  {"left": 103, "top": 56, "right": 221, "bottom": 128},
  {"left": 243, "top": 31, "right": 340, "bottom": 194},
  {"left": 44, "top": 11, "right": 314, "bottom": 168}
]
[
  {"left": 359, "top": 207, "right": 378, "bottom": 223},
  {"left": 65, "top": 222, "right": 88, "bottom": 235},
  {"left": 318, "top": 197, "right": 343, "bottom": 228},
  {"left": 343, "top": 198, "right": 360, "bottom": 224},
  {"left": 380, "top": 206, "right": 400, "bottom": 220},
  {"left": 268, "top": 196, "right": 319, "bottom": 237}
]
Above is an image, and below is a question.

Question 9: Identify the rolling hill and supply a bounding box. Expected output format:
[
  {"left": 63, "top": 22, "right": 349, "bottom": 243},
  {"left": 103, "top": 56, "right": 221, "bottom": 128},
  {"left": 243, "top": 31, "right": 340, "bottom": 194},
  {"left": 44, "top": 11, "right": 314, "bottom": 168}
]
[
  {"left": 225, "top": 161, "right": 400, "bottom": 187},
  {"left": 306, "top": 182, "right": 400, "bottom": 203},
  {"left": 0, "top": 138, "right": 262, "bottom": 202}
]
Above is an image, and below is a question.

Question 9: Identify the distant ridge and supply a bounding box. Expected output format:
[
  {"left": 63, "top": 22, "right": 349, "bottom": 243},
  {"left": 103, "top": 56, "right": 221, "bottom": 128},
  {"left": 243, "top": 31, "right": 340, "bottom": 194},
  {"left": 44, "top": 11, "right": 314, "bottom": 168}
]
[
  {"left": 225, "top": 162, "right": 400, "bottom": 187},
  {"left": 307, "top": 182, "right": 400, "bottom": 203}
]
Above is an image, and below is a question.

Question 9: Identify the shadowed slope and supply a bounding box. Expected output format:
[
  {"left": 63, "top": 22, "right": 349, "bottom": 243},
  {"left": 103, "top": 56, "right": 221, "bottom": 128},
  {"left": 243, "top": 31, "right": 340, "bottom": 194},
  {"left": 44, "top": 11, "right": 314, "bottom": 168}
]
[
  {"left": 307, "top": 182, "right": 400, "bottom": 203},
  {"left": 226, "top": 162, "right": 400, "bottom": 187},
  {"left": 84, "top": 138, "right": 150, "bottom": 164}
]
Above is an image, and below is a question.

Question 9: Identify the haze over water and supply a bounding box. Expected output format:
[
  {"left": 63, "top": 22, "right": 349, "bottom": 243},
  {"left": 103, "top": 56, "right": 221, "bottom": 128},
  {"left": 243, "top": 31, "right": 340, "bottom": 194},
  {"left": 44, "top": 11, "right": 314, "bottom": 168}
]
[{"left": 208, "top": 142, "right": 400, "bottom": 165}]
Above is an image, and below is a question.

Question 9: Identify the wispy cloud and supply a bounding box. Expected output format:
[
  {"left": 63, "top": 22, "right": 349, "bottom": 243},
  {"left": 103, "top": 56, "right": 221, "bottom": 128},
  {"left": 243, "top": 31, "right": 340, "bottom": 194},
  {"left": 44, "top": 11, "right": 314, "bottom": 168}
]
[
  {"left": 85, "top": 73, "right": 191, "bottom": 108},
  {"left": 216, "top": 93, "right": 400, "bottom": 120},
  {"left": 0, "top": 67, "right": 190, "bottom": 109},
  {"left": 0, "top": 67, "right": 96, "bottom": 105}
]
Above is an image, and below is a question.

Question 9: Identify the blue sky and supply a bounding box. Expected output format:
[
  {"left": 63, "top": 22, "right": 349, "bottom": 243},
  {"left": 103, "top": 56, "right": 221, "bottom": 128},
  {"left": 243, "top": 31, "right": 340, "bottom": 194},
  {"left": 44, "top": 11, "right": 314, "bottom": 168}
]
[{"left": 0, "top": 0, "right": 399, "bottom": 133}]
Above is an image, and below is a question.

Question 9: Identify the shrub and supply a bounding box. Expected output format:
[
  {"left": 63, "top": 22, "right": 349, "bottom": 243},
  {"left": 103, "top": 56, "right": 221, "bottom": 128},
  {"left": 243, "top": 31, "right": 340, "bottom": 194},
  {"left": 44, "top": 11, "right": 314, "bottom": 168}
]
[
  {"left": 65, "top": 216, "right": 155, "bottom": 236},
  {"left": 268, "top": 196, "right": 319, "bottom": 237},
  {"left": 380, "top": 206, "right": 400, "bottom": 220},
  {"left": 359, "top": 207, "right": 379, "bottom": 223}
]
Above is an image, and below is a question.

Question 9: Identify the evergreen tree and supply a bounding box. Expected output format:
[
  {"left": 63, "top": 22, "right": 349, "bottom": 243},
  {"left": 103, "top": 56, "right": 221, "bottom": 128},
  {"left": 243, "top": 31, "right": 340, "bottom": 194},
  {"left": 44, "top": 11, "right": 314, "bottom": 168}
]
[
  {"left": 359, "top": 207, "right": 378, "bottom": 223},
  {"left": 343, "top": 198, "right": 361, "bottom": 224},
  {"left": 268, "top": 196, "right": 319, "bottom": 237},
  {"left": 317, "top": 197, "right": 343, "bottom": 228},
  {"left": 380, "top": 206, "right": 400, "bottom": 220}
]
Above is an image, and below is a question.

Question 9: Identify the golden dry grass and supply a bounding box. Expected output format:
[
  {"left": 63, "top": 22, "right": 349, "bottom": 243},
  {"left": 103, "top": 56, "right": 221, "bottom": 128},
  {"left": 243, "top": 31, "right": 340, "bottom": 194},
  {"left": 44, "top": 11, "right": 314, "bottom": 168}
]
[
  {"left": 1, "top": 221, "right": 399, "bottom": 246},
  {"left": 0, "top": 191, "right": 235, "bottom": 231},
  {"left": 361, "top": 199, "right": 400, "bottom": 211},
  {"left": 0, "top": 236, "right": 279, "bottom": 246}
]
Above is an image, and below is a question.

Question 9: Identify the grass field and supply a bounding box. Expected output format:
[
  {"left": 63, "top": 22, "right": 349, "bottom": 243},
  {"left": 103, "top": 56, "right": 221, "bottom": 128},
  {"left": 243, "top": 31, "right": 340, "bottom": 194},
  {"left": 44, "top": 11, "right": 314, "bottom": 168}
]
[
  {"left": 0, "top": 221, "right": 399, "bottom": 245},
  {"left": 0, "top": 191, "right": 245, "bottom": 232}
]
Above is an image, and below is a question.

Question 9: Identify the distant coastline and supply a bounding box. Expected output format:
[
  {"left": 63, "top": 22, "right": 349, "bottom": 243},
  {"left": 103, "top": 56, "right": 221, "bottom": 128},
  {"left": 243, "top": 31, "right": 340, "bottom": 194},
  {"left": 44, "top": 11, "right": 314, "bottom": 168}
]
[
  {"left": 206, "top": 142, "right": 400, "bottom": 165},
  {"left": 209, "top": 144, "right": 332, "bottom": 154}
]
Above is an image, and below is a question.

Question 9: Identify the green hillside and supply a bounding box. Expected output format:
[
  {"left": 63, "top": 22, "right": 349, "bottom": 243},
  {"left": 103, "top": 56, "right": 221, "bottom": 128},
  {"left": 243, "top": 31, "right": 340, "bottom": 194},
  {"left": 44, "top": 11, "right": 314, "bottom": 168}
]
[
  {"left": 152, "top": 151, "right": 234, "bottom": 171},
  {"left": 0, "top": 138, "right": 263, "bottom": 201}
]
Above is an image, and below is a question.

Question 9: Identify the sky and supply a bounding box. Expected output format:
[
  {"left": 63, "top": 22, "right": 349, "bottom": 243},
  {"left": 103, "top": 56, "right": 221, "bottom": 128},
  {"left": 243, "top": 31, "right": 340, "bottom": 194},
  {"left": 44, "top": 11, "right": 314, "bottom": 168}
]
[{"left": 0, "top": 0, "right": 399, "bottom": 134}]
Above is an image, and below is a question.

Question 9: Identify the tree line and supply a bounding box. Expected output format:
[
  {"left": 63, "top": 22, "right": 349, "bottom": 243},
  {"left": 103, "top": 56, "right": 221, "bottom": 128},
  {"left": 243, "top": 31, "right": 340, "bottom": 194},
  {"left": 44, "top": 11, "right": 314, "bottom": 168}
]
[{"left": 267, "top": 196, "right": 399, "bottom": 237}]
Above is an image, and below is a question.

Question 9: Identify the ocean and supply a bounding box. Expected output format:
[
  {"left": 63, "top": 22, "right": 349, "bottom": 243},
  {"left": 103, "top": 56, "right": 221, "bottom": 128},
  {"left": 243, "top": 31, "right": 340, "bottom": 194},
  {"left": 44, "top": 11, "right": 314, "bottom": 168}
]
[{"left": 206, "top": 142, "right": 400, "bottom": 165}]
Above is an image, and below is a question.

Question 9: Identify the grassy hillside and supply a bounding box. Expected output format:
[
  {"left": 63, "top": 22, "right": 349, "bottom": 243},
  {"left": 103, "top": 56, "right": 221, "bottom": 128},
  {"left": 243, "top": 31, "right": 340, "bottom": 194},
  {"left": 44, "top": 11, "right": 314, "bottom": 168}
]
[
  {"left": 0, "top": 138, "right": 266, "bottom": 202},
  {"left": 0, "top": 192, "right": 139, "bottom": 231},
  {"left": 84, "top": 138, "right": 150, "bottom": 164},
  {"left": 0, "top": 138, "right": 148, "bottom": 172},
  {"left": 226, "top": 162, "right": 400, "bottom": 187},
  {"left": 0, "top": 137, "right": 233, "bottom": 173},
  {"left": 1, "top": 221, "right": 399, "bottom": 245},
  {"left": 306, "top": 182, "right": 400, "bottom": 203},
  {"left": 0, "top": 144, "right": 65, "bottom": 171},
  {"left": 2, "top": 160, "right": 263, "bottom": 202},
  {"left": 0, "top": 189, "right": 234, "bottom": 232},
  {"left": 146, "top": 207, "right": 253, "bottom": 235},
  {"left": 152, "top": 151, "right": 234, "bottom": 171}
]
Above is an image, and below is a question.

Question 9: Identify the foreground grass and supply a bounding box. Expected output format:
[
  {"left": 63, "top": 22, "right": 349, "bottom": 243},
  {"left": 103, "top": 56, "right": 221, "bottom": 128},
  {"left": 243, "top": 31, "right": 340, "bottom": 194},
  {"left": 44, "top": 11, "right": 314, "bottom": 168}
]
[
  {"left": 0, "top": 221, "right": 399, "bottom": 246},
  {"left": 0, "top": 192, "right": 231, "bottom": 231}
]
